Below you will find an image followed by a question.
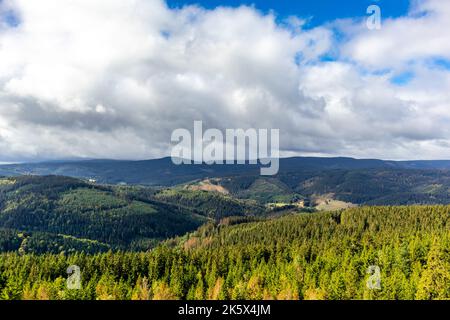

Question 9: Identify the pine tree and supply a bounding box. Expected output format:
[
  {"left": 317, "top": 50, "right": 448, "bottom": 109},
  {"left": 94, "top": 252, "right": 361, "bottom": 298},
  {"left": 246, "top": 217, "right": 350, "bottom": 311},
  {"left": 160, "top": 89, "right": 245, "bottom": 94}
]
[{"left": 416, "top": 240, "right": 450, "bottom": 300}]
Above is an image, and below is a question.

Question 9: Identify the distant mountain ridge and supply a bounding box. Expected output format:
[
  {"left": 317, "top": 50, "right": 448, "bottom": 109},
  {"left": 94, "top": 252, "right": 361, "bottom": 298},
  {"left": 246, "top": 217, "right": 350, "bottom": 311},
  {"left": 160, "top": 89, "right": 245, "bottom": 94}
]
[{"left": 1, "top": 156, "right": 450, "bottom": 186}]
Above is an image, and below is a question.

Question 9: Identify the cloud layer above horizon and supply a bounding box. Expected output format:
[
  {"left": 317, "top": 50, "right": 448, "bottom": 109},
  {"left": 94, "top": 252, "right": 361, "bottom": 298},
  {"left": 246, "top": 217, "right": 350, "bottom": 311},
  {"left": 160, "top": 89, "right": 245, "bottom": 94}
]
[{"left": 1, "top": 0, "right": 450, "bottom": 161}]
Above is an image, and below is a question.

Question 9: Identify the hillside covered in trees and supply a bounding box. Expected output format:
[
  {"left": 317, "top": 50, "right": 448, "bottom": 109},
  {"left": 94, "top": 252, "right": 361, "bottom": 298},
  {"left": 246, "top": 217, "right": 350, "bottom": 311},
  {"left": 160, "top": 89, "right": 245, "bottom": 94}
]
[
  {"left": 0, "top": 205, "right": 448, "bottom": 300},
  {"left": 218, "top": 169, "right": 450, "bottom": 206},
  {"left": 2, "top": 158, "right": 450, "bottom": 207},
  {"left": 0, "top": 176, "right": 208, "bottom": 252},
  {"left": 0, "top": 175, "right": 272, "bottom": 253}
]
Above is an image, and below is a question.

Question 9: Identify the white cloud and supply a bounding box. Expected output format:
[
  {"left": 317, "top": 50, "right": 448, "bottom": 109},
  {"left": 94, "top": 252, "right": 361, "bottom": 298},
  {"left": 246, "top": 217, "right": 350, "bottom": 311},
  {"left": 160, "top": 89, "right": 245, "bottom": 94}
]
[
  {"left": 0, "top": 0, "right": 449, "bottom": 161},
  {"left": 342, "top": 0, "right": 450, "bottom": 69}
]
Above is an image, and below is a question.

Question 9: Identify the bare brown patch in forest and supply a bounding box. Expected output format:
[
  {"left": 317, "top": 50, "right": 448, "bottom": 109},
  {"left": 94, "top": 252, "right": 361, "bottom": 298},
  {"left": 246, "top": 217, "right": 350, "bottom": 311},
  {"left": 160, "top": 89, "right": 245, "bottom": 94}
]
[
  {"left": 187, "top": 179, "right": 230, "bottom": 194},
  {"left": 312, "top": 193, "right": 357, "bottom": 211}
]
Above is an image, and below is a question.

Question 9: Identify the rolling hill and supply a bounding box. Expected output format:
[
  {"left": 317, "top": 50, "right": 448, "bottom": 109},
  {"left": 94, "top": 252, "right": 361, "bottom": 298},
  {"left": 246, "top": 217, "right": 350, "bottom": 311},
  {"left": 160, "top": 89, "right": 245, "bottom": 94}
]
[
  {"left": 0, "top": 175, "right": 207, "bottom": 253},
  {"left": 0, "top": 175, "right": 275, "bottom": 253},
  {"left": 2, "top": 157, "right": 450, "bottom": 208},
  {"left": 2, "top": 157, "right": 450, "bottom": 186}
]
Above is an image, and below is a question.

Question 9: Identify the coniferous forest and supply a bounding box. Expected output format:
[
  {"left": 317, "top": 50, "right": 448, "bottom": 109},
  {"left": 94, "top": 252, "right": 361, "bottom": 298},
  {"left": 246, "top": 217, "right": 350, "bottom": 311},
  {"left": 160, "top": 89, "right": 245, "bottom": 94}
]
[{"left": 1, "top": 201, "right": 449, "bottom": 300}]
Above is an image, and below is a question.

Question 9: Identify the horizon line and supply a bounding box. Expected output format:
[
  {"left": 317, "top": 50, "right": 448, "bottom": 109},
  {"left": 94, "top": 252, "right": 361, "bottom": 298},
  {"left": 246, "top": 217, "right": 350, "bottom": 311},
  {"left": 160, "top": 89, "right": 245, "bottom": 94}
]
[{"left": 3, "top": 155, "right": 450, "bottom": 166}]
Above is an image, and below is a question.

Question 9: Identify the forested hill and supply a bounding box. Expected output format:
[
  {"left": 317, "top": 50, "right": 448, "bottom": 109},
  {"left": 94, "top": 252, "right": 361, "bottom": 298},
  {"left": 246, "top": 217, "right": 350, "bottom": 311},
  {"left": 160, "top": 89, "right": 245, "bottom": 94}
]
[
  {"left": 0, "top": 175, "right": 269, "bottom": 254},
  {"left": 2, "top": 157, "right": 450, "bottom": 208},
  {"left": 0, "top": 205, "right": 448, "bottom": 300},
  {"left": 0, "top": 175, "right": 208, "bottom": 253},
  {"left": 2, "top": 157, "right": 450, "bottom": 186}
]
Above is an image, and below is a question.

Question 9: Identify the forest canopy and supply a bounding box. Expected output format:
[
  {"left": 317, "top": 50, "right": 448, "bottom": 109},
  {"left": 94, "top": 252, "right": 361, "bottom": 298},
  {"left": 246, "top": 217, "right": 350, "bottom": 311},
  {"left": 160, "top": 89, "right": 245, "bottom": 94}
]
[{"left": 0, "top": 205, "right": 448, "bottom": 300}]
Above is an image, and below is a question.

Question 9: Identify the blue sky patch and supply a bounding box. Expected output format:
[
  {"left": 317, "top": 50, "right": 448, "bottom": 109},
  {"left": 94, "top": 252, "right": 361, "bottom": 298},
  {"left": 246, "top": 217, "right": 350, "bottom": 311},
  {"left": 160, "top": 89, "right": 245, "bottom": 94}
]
[
  {"left": 428, "top": 57, "right": 450, "bottom": 70},
  {"left": 391, "top": 71, "right": 415, "bottom": 85},
  {"left": 166, "top": 0, "right": 411, "bottom": 28},
  {"left": 1, "top": 10, "right": 20, "bottom": 27}
]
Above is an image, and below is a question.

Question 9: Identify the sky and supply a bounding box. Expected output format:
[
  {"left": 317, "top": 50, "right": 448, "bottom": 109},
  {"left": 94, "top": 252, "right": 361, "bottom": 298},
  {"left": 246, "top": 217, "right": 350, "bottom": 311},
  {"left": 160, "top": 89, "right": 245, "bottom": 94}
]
[
  {"left": 0, "top": 0, "right": 450, "bottom": 162},
  {"left": 167, "top": 0, "right": 412, "bottom": 27}
]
